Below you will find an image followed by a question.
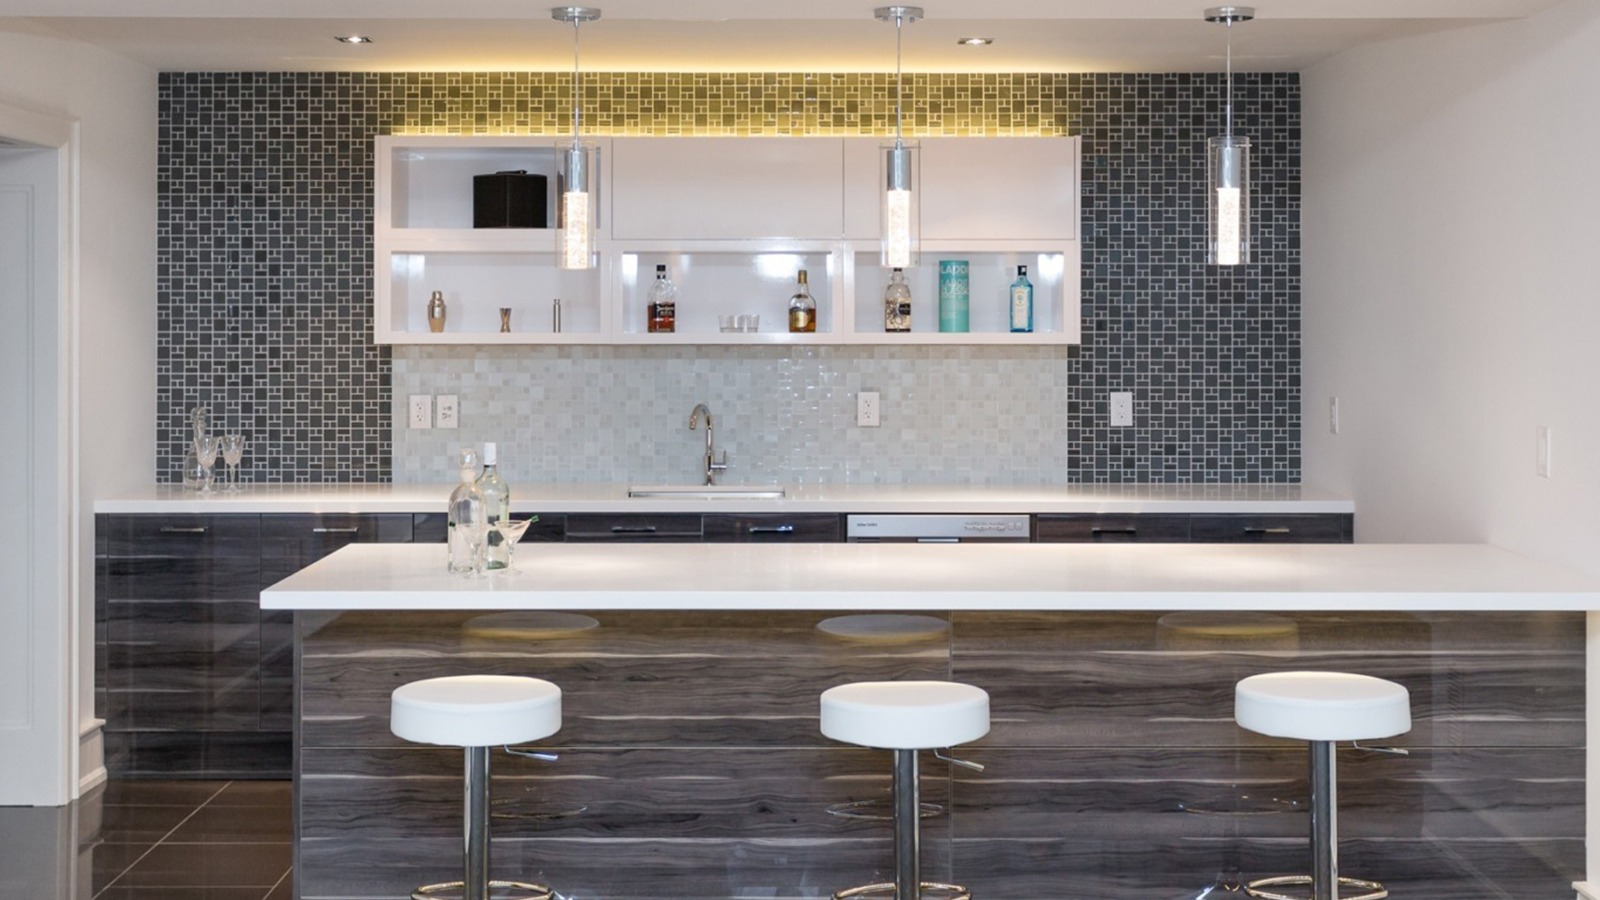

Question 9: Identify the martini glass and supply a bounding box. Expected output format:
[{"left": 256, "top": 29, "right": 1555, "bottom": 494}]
[{"left": 491, "top": 517, "right": 536, "bottom": 573}]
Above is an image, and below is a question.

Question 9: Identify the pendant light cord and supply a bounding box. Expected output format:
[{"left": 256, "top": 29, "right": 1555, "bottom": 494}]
[
  {"left": 894, "top": 11, "right": 905, "bottom": 150},
  {"left": 1224, "top": 17, "right": 1234, "bottom": 139},
  {"left": 571, "top": 17, "right": 583, "bottom": 141}
]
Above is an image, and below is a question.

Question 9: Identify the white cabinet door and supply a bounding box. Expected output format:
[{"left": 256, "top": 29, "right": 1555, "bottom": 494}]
[
  {"left": 610, "top": 137, "right": 844, "bottom": 240},
  {"left": 845, "top": 137, "right": 1079, "bottom": 242}
]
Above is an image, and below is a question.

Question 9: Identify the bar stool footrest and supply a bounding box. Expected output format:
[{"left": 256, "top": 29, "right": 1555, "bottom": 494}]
[
  {"left": 411, "top": 879, "right": 554, "bottom": 900},
  {"left": 1245, "top": 874, "right": 1387, "bottom": 900},
  {"left": 833, "top": 881, "right": 971, "bottom": 900}
]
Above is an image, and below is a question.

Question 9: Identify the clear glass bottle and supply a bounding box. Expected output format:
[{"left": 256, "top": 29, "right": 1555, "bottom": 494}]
[
  {"left": 446, "top": 447, "right": 487, "bottom": 576},
  {"left": 1009, "top": 264, "right": 1034, "bottom": 333},
  {"left": 883, "top": 268, "right": 911, "bottom": 333},
  {"left": 647, "top": 264, "right": 677, "bottom": 333},
  {"left": 476, "top": 442, "right": 511, "bottom": 570},
  {"left": 787, "top": 269, "right": 816, "bottom": 334}
]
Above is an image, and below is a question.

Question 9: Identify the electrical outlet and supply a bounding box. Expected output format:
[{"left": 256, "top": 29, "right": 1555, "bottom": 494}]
[
  {"left": 857, "top": 391, "right": 881, "bottom": 427},
  {"left": 1537, "top": 425, "right": 1552, "bottom": 478},
  {"left": 407, "top": 394, "right": 432, "bottom": 430},
  {"left": 1329, "top": 396, "right": 1341, "bottom": 435},
  {"left": 436, "top": 394, "right": 460, "bottom": 429},
  {"left": 1109, "top": 392, "right": 1133, "bottom": 427}
]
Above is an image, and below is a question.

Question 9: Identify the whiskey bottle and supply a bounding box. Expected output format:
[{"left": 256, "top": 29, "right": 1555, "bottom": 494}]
[
  {"left": 787, "top": 269, "right": 816, "bottom": 333},
  {"left": 883, "top": 268, "right": 911, "bottom": 333},
  {"left": 647, "top": 264, "right": 677, "bottom": 333}
]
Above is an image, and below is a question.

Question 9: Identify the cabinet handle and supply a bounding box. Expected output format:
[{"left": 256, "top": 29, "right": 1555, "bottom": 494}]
[
  {"left": 158, "top": 526, "right": 208, "bottom": 534},
  {"left": 312, "top": 527, "right": 361, "bottom": 534},
  {"left": 1090, "top": 527, "right": 1138, "bottom": 535},
  {"left": 610, "top": 525, "right": 659, "bottom": 534},
  {"left": 1243, "top": 527, "right": 1292, "bottom": 535},
  {"left": 748, "top": 524, "right": 796, "bottom": 534}
]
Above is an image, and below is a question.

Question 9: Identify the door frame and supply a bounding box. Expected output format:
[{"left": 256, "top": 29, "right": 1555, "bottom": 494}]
[{"left": 0, "top": 96, "right": 81, "bottom": 806}]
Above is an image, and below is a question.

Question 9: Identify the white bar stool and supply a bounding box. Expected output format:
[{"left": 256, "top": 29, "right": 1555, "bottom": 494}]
[
  {"left": 391, "top": 674, "right": 563, "bottom": 900},
  {"left": 820, "top": 680, "right": 990, "bottom": 900},
  {"left": 1235, "top": 671, "right": 1411, "bottom": 900}
]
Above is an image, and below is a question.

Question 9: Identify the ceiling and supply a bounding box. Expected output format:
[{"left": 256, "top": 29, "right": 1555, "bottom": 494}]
[{"left": 0, "top": 0, "right": 1569, "bottom": 73}]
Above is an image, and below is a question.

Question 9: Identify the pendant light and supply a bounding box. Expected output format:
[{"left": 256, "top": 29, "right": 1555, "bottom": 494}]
[
  {"left": 1205, "top": 6, "right": 1253, "bottom": 266},
  {"left": 553, "top": 6, "right": 600, "bottom": 270},
  {"left": 876, "top": 6, "right": 922, "bottom": 269}
]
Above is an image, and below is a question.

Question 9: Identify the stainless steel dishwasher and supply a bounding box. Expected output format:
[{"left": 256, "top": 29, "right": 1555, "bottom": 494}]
[{"left": 845, "top": 514, "right": 1031, "bottom": 543}]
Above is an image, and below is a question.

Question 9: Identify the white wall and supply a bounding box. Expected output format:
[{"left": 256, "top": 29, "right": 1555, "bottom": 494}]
[
  {"left": 1302, "top": 0, "right": 1600, "bottom": 575},
  {"left": 0, "top": 29, "right": 157, "bottom": 798}
]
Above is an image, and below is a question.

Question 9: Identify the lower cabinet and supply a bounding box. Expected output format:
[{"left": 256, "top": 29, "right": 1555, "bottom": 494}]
[
  {"left": 96, "top": 512, "right": 415, "bottom": 778},
  {"left": 1035, "top": 512, "right": 1353, "bottom": 543}
]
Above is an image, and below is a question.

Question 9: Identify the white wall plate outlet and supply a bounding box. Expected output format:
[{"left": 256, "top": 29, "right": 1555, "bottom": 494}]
[
  {"left": 1109, "top": 392, "right": 1133, "bottom": 428},
  {"left": 408, "top": 394, "right": 432, "bottom": 429},
  {"left": 436, "top": 394, "right": 459, "bottom": 429},
  {"left": 857, "top": 391, "right": 881, "bottom": 427}
]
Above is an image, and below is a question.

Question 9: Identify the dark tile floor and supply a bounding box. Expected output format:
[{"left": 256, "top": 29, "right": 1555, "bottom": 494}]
[{"left": 0, "top": 780, "right": 292, "bottom": 900}]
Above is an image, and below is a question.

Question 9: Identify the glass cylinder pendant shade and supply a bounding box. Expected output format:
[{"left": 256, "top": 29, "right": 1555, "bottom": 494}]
[
  {"left": 881, "top": 141, "right": 921, "bottom": 269},
  {"left": 1207, "top": 134, "right": 1250, "bottom": 266},
  {"left": 556, "top": 139, "right": 599, "bottom": 270}
]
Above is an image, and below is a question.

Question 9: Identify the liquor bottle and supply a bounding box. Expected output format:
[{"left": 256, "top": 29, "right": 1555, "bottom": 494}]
[
  {"left": 647, "top": 264, "right": 677, "bottom": 333},
  {"left": 476, "top": 442, "right": 511, "bottom": 570},
  {"left": 1009, "top": 264, "right": 1034, "bottom": 333},
  {"left": 446, "top": 447, "right": 487, "bottom": 575},
  {"left": 787, "top": 269, "right": 816, "bottom": 333},
  {"left": 883, "top": 268, "right": 911, "bottom": 333}
]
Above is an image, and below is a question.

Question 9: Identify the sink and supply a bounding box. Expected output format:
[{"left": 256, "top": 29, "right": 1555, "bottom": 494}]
[{"left": 628, "top": 484, "right": 787, "bottom": 499}]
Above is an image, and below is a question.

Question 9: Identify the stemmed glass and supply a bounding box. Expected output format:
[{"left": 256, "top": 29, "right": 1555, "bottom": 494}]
[
  {"left": 194, "top": 435, "right": 221, "bottom": 493},
  {"left": 221, "top": 433, "right": 246, "bottom": 492},
  {"left": 491, "top": 517, "right": 535, "bottom": 573}
]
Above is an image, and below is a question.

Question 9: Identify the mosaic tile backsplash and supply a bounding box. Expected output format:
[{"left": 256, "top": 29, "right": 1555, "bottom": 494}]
[{"left": 157, "top": 71, "right": 1299, "bottom": 484}]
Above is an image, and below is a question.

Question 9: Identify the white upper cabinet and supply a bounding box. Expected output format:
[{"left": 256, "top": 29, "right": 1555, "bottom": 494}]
[
  {"left": 845, "top": 137, "right": 1079, "bottom": 241},
  {"left": 610, "top": 137, "right": 846, "bottom": 240}
]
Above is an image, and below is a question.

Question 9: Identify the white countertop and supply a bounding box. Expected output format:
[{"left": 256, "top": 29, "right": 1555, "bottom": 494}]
[
  {"left": 96, "top": 482, "right": 1354, "bottom": 515},
  {"left": 260, "top": 542, "right": 1600, "bottom": 612}
]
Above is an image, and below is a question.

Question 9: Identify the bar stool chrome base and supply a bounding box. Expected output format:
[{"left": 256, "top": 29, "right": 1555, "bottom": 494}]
[
  {"left": 1245, "top": 874, "right": 1387, "bottom": 900},
  {"left": 833, "top": 881, "right": 971, "bottom": 900},
  {"left": 412, "top": 880, "right": 553, "bottom": 900}
]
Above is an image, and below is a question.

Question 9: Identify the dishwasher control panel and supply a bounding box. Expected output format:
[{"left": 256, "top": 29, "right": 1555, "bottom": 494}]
[{"left": 846, "top": 514, "right": 1031, "bottom": 542}]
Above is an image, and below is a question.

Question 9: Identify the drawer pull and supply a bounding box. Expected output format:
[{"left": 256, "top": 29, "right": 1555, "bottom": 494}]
[
  {"left": 312, "top": 527, "right": 361, "bottom": 534},
  {"left": 1243, "top": 527, "right": 1293, "bottom": 535},
  {"left": 158, "top": 526, "right": 208, "bottom": 534},
  {"left": 1090, "top": 527, "right": 1138, "bottom": 536},
  {"left": 611, "top": 525, "right": 659, "bottom": 534},
  {"left": 748, "top": 524, "right": 796, "bottom": 534}
]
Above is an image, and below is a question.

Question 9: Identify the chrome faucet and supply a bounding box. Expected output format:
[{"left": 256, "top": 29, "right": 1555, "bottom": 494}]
[{"left": 688, "top": 403, "right": 729, "bottom": 485}]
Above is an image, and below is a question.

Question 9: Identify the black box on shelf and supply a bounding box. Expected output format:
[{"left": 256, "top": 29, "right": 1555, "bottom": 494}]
[{"left": 473, "top": 170, "right": 548, "bottom": 228}]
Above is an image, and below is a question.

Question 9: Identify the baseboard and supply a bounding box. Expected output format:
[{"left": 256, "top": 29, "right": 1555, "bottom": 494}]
[
  {"left": 1573, "top": 881, "right": 1598, "bottom": 900},
  {"left": 77, "top": 718, "right": 106, "bottom": 797}
]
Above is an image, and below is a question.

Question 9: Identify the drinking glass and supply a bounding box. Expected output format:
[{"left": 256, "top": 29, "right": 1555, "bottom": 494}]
[
  {"left": 194, "top": 435, "right": 221, "bottom": 493},
  {"left": 221, "top": 433, "right": 246, "bottom": 492},
  {"left": 492, "top": 517, "right": 535, "bottom": 573}
]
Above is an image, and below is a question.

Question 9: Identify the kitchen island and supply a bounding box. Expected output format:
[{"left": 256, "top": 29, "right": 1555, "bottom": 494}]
[{"left": 264, "top": 543, "right": 1598, "bottom": 900}]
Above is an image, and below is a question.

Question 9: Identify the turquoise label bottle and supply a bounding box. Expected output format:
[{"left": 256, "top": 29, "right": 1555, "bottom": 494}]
[{"left": 938, "top": 260, "right": 969, "bottom": 333}]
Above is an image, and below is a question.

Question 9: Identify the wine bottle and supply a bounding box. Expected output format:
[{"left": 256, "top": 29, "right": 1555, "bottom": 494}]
[
  {"left": 788, "top": 269, "right": 816, "bottom": 333},
  {"left": 1009, "top": 264, "right": 1034, "bottom": 333},
  {"left": 883, "top": 268, "right": 911, "bottom": 333},
  {"left": 476, "top": 442, "right": 511, "bottom": 570}
]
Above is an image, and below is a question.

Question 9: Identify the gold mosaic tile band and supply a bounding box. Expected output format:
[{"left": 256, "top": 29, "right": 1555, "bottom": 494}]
[{"left": 384, "top": 72, "right": 1072, "bottom": 137}]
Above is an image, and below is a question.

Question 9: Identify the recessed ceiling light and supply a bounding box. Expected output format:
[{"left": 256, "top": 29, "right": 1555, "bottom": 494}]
[
  {"left": 335, "top": 35, "right": 373, "bottom": 44},
  {"left": 957, "top": 37, "right": 993, "bottom": 46}
]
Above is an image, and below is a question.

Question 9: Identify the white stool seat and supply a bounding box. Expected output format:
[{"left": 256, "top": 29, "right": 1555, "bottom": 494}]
[
  {"left": 821, "top": 681, "right": 989, "bottom": 750},
  {"left": 392, "top": 674, "right": 562, "bottom": 747},
  {"left": 1236, "top": 671, "right": 1409, "bottom": 742}
]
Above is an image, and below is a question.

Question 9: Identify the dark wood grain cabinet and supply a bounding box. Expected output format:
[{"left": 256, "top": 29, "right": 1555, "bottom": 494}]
[
  {"left": 96, "top": 512, "right": 415, "bottom": 777},
  {"left": 565, "top": 513, "right": 705, "bottom": 542},
  {"left": 1035, "top": 512, "right": 1352, "bottom": 544},
  {"left": 702, "top": 513, "right": 842, "bottom": 542}
]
